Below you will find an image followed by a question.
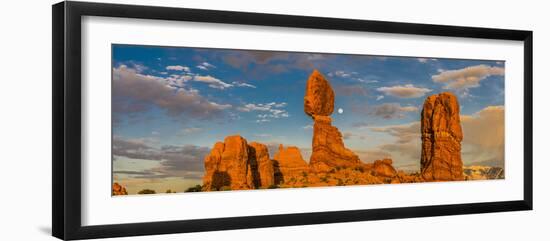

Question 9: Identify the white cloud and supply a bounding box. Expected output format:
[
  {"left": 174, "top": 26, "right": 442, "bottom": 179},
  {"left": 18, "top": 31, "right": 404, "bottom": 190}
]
[
  {"left": 237, "top": 102, "right": 289, "bottom": 123},
  {"left": 112, "top": 65, "right": 231, "bottom": 119},
  {"left": 232, "top": 81, "right": 257, "bottom": 88},
  {"left": 181, "top": 127, "right": 203, "bottom": 134},
  {"left": 417, "top": 58, "right": 437, "bottom": 63},
  {"left": 328, "top": 70, "right": 353, "bottom": 78},
  {"left": 302, "top": 125, "right": 313, "bottom": 129},
  {"left": 193, "top": 75, "right": 233, "bottom": 90},
  {"left": 432, "top": 64, "right": 504, "bottom": 90},
  {"left": 376, "top": 95, "right": 384, "bottom": 101},
  {"left": 196, "top": 62, "right": 216, "bottom": 71},
  {"left": 166, "top": 65, "right": 191, "bottom": 72},
  {"left": 202, "top": 62, "right": 216, "bottom": 68},
  {"left": 356, "top": 78, "right": 378, "bottom": 83},
  {"left": 376, "top": 84, "right": 432, "bottom": 98},
  {"left": 460, "top": 105, "right": 504, "bottom": 167}
]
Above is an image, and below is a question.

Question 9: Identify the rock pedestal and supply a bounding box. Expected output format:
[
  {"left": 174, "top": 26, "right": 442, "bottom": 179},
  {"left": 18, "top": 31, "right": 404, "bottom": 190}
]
[
  {"left": 309, "top": 115, "right": 361, "bottom": 172},
  {"left": 304, "top": 70, "right": 361, "bottom": 173}
]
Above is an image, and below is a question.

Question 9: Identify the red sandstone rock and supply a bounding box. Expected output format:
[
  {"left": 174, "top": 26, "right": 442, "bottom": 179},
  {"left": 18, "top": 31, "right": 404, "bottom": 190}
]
[
  {"left": 420, "top": 92, "right": 464, "bottom": 181},
  {"left": 304, "top": 69, "right": 335, "bottom": 117},
  {"left": 273, "top": 144, "right": 309, "bottom": 184},
  {"left": 112, "top": 182, "right": 128, "bottom": 195},
  {"left": 309, "top": 115, "right": 361, "bottom": 172},
  {"left": 372, "top": 159, "right": 397, "bottom": 178},
  {"left": 249, "top": 142, "right": 275, "bottom": 188},
  {"left": 202, "top": 135, "right": 255, "bottom": 191}
]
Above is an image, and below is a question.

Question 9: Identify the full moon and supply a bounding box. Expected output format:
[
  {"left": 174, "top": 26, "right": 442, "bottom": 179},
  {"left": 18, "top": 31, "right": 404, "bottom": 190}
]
[{"left": 338, "top": 108, "right": 343, "bottom": 114}]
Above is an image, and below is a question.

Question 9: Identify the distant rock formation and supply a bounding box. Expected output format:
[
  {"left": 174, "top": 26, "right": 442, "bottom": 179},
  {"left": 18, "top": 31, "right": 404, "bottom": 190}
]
[
  {"left": 464, "top": 166, "right": 505, "bottom": 180},
  {"left": 203, "top": 135, "right": 255, "bottom": 191},
  {"left": 420, "top": 92, "right": 464, "bottom": 181},
  {"left": 203, "top": 136, "right": 277, "bottom": 191},
  {"left": 249, "top": 142, "right": 275, "bottom": 188},
  {"left": 372, "top": 159, "right": 397, "bottom": 178},
  {"left": 112, "top": 182, "right": 128, "bottom": 195},
  {"left": 273, "top": 144, "right": 309, "bottom": 184},
  {"left": 305, "top": 70, "right": 361, "bottom": 173}
]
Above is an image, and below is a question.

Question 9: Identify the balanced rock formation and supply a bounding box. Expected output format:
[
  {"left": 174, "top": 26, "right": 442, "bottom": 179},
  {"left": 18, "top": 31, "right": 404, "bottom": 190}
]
[
  {"left": 420, "top": 92, "right": 464, "bottom": 181},
  {"left": 112, "top": 182, "right": 128, "bottom": 196},
  {"left": 305, "top": 70, "right": 361, "bottom": 173},
  {"left": 249, "top": 142, "right": 275, "bottom": 188},
  {"left": 273, "top": 144, "right": 309, "bottom": 184},
  {"left": 304, "top": 69, "right": 335, "bottom": 117}
]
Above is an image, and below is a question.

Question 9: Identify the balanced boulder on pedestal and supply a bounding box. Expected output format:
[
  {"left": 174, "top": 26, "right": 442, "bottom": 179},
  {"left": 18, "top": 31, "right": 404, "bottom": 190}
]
[{"left": 304, "top": 70, "right": 361, "bottom": 173}]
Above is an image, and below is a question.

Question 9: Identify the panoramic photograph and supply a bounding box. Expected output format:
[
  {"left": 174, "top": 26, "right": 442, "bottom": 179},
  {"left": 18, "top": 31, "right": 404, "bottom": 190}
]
[{"left": 111, "top": 44, "right": 505, "bottom": 196}]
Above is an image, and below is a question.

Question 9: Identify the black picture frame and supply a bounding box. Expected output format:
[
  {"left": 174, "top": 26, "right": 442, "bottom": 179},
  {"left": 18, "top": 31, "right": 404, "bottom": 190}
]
[{"left": 52, "top": 1, "right": 533, "bottom": 240}]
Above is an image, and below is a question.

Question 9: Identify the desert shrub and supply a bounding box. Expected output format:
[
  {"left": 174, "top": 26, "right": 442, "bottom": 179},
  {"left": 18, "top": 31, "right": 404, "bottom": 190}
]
[
  {"left": 302, "top": 171, "right": 308, "bottom": 178},
  {"left": 320, "top": 176, "right": 329, "bottom": 183},
  {"left": 353, "top": 166, "right": 364, "bottom": 173},
  {"left": 220, "top": 186, "right": 232, "bottom": 191},
  {"left": 184, "top": 185, "right": 203, "bottom": 192},
  {"left": 137, "top": 189, "right": 156, "bottom": 194},
  {"left": 336, "top": 179, "right": 344, "bottom": 186},
  {"left": 267, "top": 184, "right": 279, "bottom": 189}
]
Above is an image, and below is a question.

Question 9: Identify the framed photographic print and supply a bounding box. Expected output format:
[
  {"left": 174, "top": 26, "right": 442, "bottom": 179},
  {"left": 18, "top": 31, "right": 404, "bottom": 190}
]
[{"left": 52, "top": 1, "right": 533, "bottom": 240}]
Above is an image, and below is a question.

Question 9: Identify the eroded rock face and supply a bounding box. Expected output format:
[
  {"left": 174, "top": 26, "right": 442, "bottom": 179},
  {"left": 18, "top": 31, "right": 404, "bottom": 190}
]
[
  {"left": 202, "top": 142, "right": 225, "bottom": 190},
  {"left": 202, "top": 135, "right": 255, "bottom": 191},
  {"left": 304, "top": 69, "right": 335, "bottom": 117},
  {"left": 372, "top": 159, "right": 397, "bottom": 178},
  {"left": 112, "top": 182, "right": 128, "bottom": 196},
  {"left": 420, "top": 92, "right": 464, "bottom": 181},
  {"left": 310, "top": 115, "right": 361, "bottom": 172},
  {"left": 202, "top": 136, "right": 277, "bottom": 191},
  {"left": 273, "top": 144, "right": 309, "bottom": 184},
  {"left": 249, "top": 142, "right": 275, "bottom": 188}
]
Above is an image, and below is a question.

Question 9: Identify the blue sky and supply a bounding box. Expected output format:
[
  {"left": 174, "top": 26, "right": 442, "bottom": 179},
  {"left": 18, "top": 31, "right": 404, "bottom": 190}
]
[{"left": 112, "top": 44, "right": 505, "bottom": 194}]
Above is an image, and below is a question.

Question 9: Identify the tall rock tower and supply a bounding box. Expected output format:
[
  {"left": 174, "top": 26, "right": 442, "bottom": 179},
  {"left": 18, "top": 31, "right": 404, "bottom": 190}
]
[
  {"left": 304, "top": 70, "right": 361, "bottom": 173},
  {"left": 420, "top": 92, "right": 464, "bottom": 181}
]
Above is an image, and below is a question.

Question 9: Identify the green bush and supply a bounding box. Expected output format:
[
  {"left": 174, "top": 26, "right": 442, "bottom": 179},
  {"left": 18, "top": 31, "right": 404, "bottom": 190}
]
[
  {"left": 137, "top": 189, "right": 156, "bottom": 194},
  {"left": 184, "top": 185, "right": 203, "bottom": 192}
]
